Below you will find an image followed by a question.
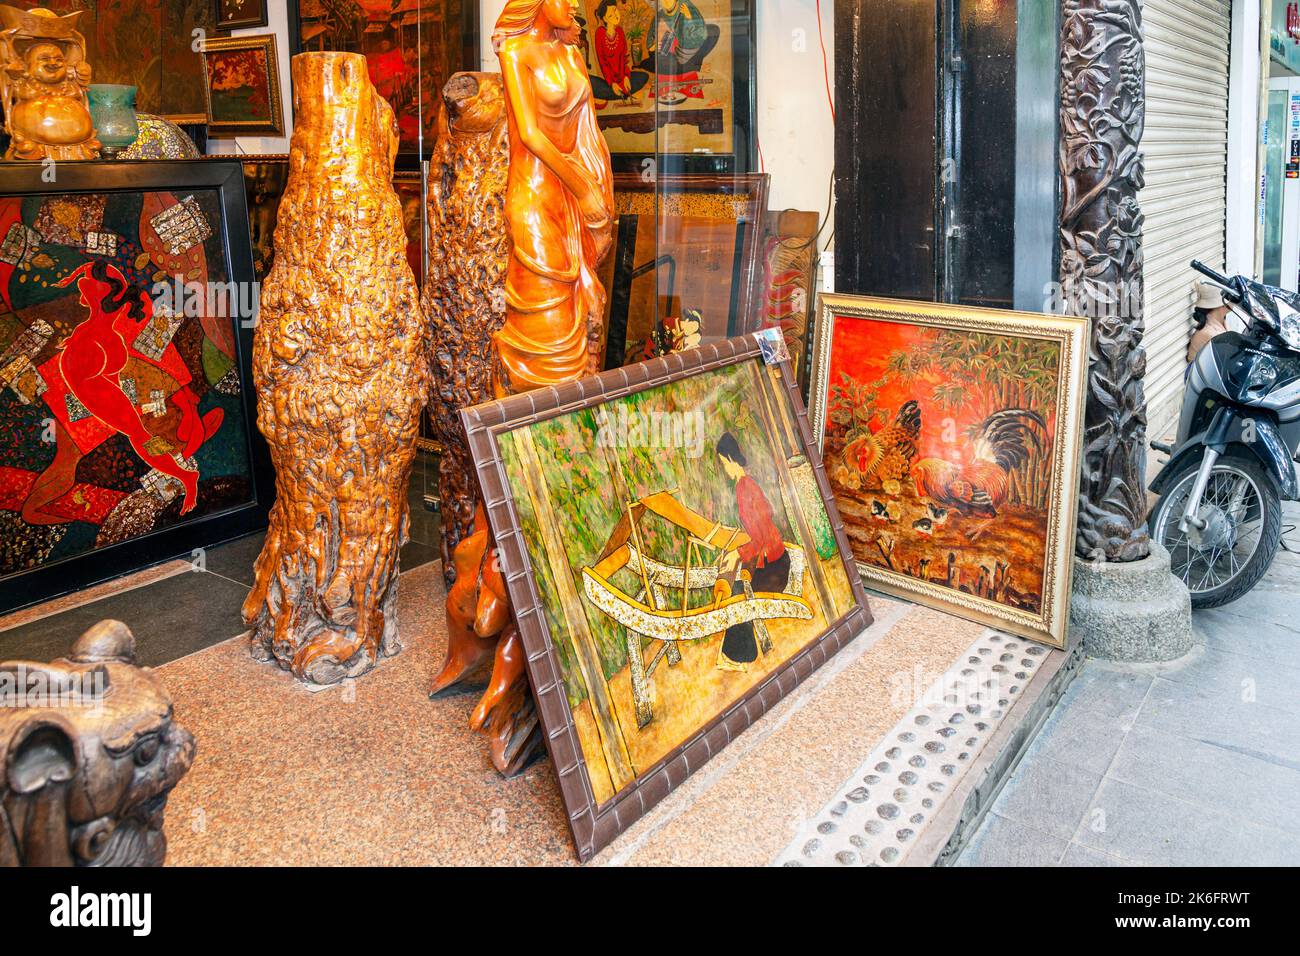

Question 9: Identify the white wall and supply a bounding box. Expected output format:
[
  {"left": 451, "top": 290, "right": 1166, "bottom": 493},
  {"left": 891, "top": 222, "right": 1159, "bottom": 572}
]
[
  {"left": 1227, "top": 0, "right": 1265, "bottom": 276},
  {"left": 206, "top": 1, "right": 296, "bottom": 156},
  {"left": 480, "top": 0, "right": 508, "bottom": 69},
  {"left": 754, "top": 1, "right": 836, "bottom": 222}
]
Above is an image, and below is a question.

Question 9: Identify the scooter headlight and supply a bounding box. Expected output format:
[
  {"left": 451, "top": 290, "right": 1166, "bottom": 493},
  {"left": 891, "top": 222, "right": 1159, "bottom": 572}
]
[
  {"left": 1225, "top": 351, "right": 1280, "bottom": 400},
  {"left": 1281, "top": 312, "right": 1300, "bottom": 351}
]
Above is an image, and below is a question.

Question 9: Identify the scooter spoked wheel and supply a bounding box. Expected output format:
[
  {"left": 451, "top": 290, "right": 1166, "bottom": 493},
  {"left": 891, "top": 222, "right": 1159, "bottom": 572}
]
[{"left": 1150, "top": 452, "right": 1283, "bottom": 609}]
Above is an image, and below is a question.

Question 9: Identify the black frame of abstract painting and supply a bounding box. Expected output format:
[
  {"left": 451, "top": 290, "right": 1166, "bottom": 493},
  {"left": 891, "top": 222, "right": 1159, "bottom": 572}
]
[{"left": 0, "top": 160, "right": 271, "bottom": 614}]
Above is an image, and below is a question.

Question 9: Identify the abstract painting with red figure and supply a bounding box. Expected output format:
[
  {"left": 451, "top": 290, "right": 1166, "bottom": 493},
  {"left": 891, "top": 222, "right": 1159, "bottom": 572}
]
[{"left": 0, "top": 188, "right": 255, "bottom": 582}]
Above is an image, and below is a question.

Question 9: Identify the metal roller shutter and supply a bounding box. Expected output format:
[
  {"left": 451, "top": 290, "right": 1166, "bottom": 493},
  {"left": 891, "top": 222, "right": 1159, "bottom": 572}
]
[{"left": 1140, "top": 0, "right": 1232, "bottom": 435}]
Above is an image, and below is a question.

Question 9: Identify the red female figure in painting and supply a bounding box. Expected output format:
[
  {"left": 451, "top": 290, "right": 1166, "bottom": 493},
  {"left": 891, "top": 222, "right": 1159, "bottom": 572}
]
[
  {"left": 594, "top": 1, "right": 632, "bottom": 99},
  {"left": 23, "top": 261, "right": 216, "bottom": 521},
  {"left": 715, "top": 431, "right": 792, "bottom": 672}
]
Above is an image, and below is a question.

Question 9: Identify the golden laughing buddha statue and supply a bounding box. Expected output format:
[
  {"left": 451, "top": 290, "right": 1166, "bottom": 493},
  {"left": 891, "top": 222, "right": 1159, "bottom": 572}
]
[{"left": 0, "top": 6, "right": 100, "bottom": 161}]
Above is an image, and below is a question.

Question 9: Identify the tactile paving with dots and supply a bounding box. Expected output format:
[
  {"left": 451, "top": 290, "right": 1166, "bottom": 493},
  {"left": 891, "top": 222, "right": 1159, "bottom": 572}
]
[{"left": 775, "top": 630, "right": 1048, "bottom": 867}]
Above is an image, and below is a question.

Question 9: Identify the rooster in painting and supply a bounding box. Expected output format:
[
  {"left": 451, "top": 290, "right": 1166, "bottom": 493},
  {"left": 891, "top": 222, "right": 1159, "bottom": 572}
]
[
  {"left": 911, "top": 409, "right": 1048, "bottom": 518},
  {"left": 836, "top": 400, "right": 923, "bottom": 497}
]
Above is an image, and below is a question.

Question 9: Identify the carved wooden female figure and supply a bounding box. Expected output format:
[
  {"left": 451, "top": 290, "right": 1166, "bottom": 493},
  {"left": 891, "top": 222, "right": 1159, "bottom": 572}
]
[{"left": 493, "top": 0, "right": 616, "bottom": 391}]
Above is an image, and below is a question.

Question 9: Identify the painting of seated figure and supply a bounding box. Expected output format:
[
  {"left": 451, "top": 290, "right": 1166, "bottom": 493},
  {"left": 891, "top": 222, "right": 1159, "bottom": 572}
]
[{"left": 463, "top": 335, "right": 870, "bottom": 860}]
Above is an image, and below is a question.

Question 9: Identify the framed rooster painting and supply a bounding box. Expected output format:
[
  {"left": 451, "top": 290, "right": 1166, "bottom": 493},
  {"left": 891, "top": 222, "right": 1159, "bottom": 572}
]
[{"left": 809, "top": 296, "right": 1089, "bottom": 649}]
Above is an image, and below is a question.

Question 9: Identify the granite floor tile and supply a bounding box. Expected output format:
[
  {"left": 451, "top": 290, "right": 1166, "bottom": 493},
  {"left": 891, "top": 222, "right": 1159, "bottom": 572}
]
[
  {"left": 1194, "top": 607, "right": 1300, "bottom": 665},
  {"left": 1154, "top": 643, "right": 1300, "bottom": 717},
  {"left": 0, "top": 569, "right": 250, "bottom": 667},
  {"left": 1059, "top": 842, "right": 1136, "bottom": 867},
  {"left": 1198, "top": 588, "right": 1300, "bottom": 632},
  {"left": 1135, "top": 677, "right": 1300, "bottom": 768},
  {"left": 1072, "top": 777, "right": 1300, "bottom": 867},
  {"left": 953, "top": 814, "right": 1068, "bottom": 867},
  {"left": 1107, "top": 725, "right": 1300, "bottom": 835},
  {"left": 160, "top": 562, "right": 577, "bottom": 866},
  {"left": 1051, "top": 664, "right": 1152, "bottom": 724},
  {"left": 1019, "top": 700, "right": 1129, "bottom": 776},
  {"left": 988, "top": 754, "right": 1103, "bottom": 842}
]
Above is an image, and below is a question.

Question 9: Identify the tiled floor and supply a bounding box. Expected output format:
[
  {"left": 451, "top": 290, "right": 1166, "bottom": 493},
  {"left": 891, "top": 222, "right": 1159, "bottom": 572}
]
[
  {"left": 0, "top": 451, "right": 442, "bottom": 665},
  {"left": 956, "top": 500, "right": 1300, "bottom": 867}
]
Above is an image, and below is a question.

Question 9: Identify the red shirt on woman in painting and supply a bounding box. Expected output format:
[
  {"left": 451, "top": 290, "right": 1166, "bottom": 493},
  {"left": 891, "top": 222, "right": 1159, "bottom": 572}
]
[
  {"left": 736, "top": 475, "right": 786, "bottom": 569},
  {"left": 596, "top": 24, "right": 631, "bottom": 91}
]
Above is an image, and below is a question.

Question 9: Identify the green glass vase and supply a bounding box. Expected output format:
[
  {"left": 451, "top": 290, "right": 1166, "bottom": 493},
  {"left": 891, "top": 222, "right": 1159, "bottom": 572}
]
[{"left": 88, "top": 84, "right": 139, "bottom": 158}]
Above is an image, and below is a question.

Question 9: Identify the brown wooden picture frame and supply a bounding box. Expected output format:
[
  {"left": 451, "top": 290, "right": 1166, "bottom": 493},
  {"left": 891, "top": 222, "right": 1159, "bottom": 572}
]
[
  {"left": 462, "top": 333, "right": 872, "bottom": 861},
  {"left": 215, "top": 0, "right": 268, "bottom": 32},
  {"left": 603, "top": 172, "right": 770, "bottom": 371}
]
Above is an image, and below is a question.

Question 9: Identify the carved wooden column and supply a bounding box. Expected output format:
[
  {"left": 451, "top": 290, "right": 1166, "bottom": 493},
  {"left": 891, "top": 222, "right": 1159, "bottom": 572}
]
[
  {"left": 243, "top": 52, "right": 428, "bottom": 685},
  {"left": 423, "top": 72, "right": 510, "bottom": 581},
  {"left": 1060, "top": 0, "right": 1193, "bottom": 662},
  {"left": 1059, "top": 0, "right": 1153, "bottom": 563}
]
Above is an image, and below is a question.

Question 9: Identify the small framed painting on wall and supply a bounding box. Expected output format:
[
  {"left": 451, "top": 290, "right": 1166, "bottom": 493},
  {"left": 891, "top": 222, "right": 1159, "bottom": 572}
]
[
  {"left": 201, "top": 34, "right": 284, "bottom": 136},
  {"left": 215, "top": 0, "right": 268, "bottom": 32}
]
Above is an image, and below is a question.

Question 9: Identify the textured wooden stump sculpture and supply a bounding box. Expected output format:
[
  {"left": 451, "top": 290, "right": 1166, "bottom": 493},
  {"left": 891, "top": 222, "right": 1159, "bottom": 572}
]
[
  {"left": 423, "top": 72, "right": 510, "bottom": 579},
  {"left": 244, "top": 52, "right": 429, "bottom": 685},
  {"left": 428, "top": 0, "right": 615, "bottom": 775},
  {"left": 1, "top": 621, "right": 195, "bottom": 866},
  {"left": 423, "top": 72, "right": 523, "bottom": 765}
]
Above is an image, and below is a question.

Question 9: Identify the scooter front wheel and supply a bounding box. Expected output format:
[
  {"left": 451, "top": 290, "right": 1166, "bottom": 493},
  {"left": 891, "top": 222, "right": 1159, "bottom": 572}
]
[{"left": 1149, "top": 452, "right": 1283, "bottom": 609}]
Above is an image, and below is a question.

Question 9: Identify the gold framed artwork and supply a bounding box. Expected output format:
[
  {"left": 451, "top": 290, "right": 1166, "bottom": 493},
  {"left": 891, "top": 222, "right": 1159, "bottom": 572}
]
[
  {"left": 809, "top": 295, "right": 1090, "bottom": 649},
  {"left": 200, "top": 33, "right": 283, "bottom": 137},
  {"left": 464, "top": 334, "right": 871, "bottom": 859}
]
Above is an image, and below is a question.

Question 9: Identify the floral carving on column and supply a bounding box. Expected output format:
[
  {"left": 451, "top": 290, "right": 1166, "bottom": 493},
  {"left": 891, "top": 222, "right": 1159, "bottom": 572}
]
[{"left": 1059, "top": 0, "right": 1152, "bottom": 563}]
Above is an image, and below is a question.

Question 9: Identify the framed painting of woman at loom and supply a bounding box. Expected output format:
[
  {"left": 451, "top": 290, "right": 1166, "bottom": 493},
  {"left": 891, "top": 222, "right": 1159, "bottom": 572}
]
[{"left": 463, "top": 333, "right": 870, "bottom": 860}]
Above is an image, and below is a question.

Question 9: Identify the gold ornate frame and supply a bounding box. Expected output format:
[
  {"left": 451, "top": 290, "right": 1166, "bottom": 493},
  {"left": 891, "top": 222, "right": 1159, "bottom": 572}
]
[
  {"left": 200, "top": 33, "right": 283, "bottom": 136},
  {"left": 808, "top": 294, "right": 1090, "bottom": 649}
]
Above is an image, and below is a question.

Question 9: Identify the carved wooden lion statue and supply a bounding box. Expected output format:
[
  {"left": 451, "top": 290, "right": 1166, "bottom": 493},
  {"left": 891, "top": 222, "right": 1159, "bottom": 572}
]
[{"left": 0, "top": 620, "right": 195, "bottom": 866}]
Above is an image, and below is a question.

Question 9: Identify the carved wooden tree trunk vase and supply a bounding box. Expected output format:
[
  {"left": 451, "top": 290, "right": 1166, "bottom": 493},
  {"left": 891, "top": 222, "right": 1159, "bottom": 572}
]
[
  {"left": 422, "top": 72, "right": 540, "bottom": 775},
  {"left": 423, "top": 72, "right": 510, "bottom": 582},
  {"left": 244, "top": 52, "right": 428, "bottom": 685}
]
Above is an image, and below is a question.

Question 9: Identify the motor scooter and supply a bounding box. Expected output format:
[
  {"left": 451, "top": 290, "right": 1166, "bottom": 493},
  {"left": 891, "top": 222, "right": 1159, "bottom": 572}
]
[{"left": 1148, "top": 260, "right": 1300, "bottom": 608}]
